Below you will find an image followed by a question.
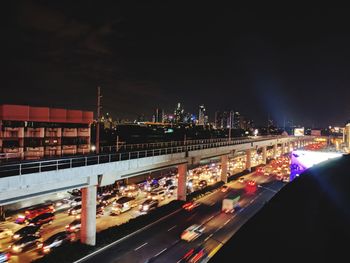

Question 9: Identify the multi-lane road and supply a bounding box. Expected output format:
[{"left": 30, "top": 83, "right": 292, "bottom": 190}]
[
  {"left": 0, "top": 149, "right": 281, "bottom": 263},
  {"left": 78, "top": 165, "right": 288, "bottom": 263}
]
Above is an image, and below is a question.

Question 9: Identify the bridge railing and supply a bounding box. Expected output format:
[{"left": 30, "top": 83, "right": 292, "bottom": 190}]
[
  {"left": 100, "top": 135, "right": 283, "bottom": 153},
  {"left": 0, "top": 136, "right": 289, "bottom": 178}
]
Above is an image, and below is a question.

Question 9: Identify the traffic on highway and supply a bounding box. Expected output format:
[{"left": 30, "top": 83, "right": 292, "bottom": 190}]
[{"left": 0, "top": 147, "right": 286, "bottom": 263}]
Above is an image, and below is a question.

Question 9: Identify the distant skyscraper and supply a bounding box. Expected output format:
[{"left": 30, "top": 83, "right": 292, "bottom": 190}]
[
  {"left": 153, "top": 108, "right": 164, "bottom": 123},
  {"left": 174, "top": 103, "right": 184, "bottom": 123},
  {"left": 198, "top": 104, "right": 206, "bottom": 125},
  {"left": 214, "top": 110, "right": 245, "bottom": 129},
  {"left": 232, "top": 111, "right": 241, "bottom": 129},
  {"left": 204, "top": 115, "right": 209, "bottom": 125}
]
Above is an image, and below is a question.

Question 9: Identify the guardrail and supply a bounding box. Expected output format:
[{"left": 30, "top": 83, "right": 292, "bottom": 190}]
[
  {"left": 100, "top": 135, "right": 282, "bottom": 153},
  {"left": 0, "top": 136, "right": 293, "bottom": 178}
]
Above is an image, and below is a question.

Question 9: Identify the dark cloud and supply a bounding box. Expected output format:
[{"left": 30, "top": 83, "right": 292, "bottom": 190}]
[{"left": 1, "top": 2, "right": 350, "bottom": 126}]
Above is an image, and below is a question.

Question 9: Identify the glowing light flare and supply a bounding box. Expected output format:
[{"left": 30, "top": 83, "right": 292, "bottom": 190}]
[{"left": 292, "top": 150, "right": 342, "bottom": 170}]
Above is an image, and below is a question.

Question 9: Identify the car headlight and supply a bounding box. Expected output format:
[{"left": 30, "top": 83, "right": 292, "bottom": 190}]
[
  {"left": 13, "top": 234, "right": 20, "bottom": 239},
  {"left": 143, "top": 205, "right": 149, "bottom": 211},
  {"left": 43, "top": 246, "right": 51, "bottom": 253},
  {"left": 12, "top": 245, "right": 20, "bottom": 252}
]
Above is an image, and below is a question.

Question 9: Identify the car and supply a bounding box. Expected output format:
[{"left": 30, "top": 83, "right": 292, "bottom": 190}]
[
  {"left": 74, "top": 204, "right": 104, "bottom": 219},
  {"left": 0, "top": 251, "right": 10, "bottom": 263},
  {"left": 110, "top": 196, "right": 136, "bottom": 215},
  {"left": 166, "top": 185, "right": 177, "bottom": 195},
  {"left": 165, "top": 179, "right": 174, "bottom": 187},
  {"left": 65, "top": 219, "right": 81, "bottom": 233},
  {"left": 247, "top": 180, "right": 256, "bottom": 186},
  {"left": 10, "top": 235, "right": 43, "bottom": 254},
  {"left": 98, "top": 193, "right": 117, "bottom": 206},
  {"left": 148, "top": 189, "right": 166, "bottom": 201},
  {"left": 96, "top": 203, "right": 105, "bottom": 216},
  {"left": 238, "top": 177, "right": 245, "bottom": 183},
  {"left": 180, "top": 224, "right": 205, "bottom": 242},
  {"left": 15, "top": 203, "right": 55, "bottom": 224},
  {"left": 198, "top": 180, "right": 207, "bottom": 189},
  {"left": 139, "top": 199, "right": 159, "bottom": 213},
  {"left": 28, "top": 212, "right": 55, "bottom": 226},
  {"left": 220, "top": 185, "right": 229, "bottom": 193},
  {"left": 122, "top": 189, "right": 139, "bottom": 198},
  {"left": 0, "top": 228, "right": 12, "bottom": 240},
  {"left": 68, "top": 205, "right": 82, "bottom": 216},
  {"left": 12, "top": 225, "right": 41, "bottom": 240},
  {"left": 276, "top": 174, "right": 283, "bottom": 181},
  {"left": 68, "top": 189, "right": 81, "bottom": 197},
  {"left": 283, "top": 176, "right": 290, "bottom": 182},
  {"left": 182, "top": 201, "right": 201, "bottom": 211},
  {"left": 68, "top": 197, "right": 82, "bottom": 207},
  {"left": 179, "top": 246, "right": 208, "bottom": 263},
  {"left": 38, "top": 231, "right": 76, "bottom": 254},
  {"left": 54, "top": 198, "right": 70, "bottom": 208}
]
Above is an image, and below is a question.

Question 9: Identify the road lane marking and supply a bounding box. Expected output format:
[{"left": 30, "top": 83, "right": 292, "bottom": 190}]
[
  {"left": 210, "top": 202, "right": 216, "bottom": 206},
  {"left": 207, "top": 215, "right": 214, "bottom": 221},
  {"left": 134, "top": 242, "right": 148, "bottom": 251},
  {"left": 224, "top": 219, "right": 231, "bottom": 225},
  {"left": 167, "top": 225, "right": 177, "bottom": 231},
  {"left": 154, "top": 248, "right": 167, "bottom": 257},
  {"left": 208, "top": 243, "right": 223, "bottom": 258}
]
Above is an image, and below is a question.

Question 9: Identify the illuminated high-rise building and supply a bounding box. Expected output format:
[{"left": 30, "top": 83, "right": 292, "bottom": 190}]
[
  {"left": 174, "top": 103, "right": 184, "bottom": 123},
  {"left": 198, "top": 105, "right": 206, "bottom": 125}
]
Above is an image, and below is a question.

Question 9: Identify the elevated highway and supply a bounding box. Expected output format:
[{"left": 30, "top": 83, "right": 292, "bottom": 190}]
[{"left": 0, "top": 135, "right": 315, "bottom": 245}]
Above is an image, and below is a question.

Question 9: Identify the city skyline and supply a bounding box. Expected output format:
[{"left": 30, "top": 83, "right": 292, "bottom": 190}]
[{"left": 2, "top": 3, "right": 350, "bottom": 127}]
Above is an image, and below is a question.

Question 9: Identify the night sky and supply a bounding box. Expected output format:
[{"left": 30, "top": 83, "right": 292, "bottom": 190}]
[{"left": 2, "top": 1, "right": 350, "bottom": 127}]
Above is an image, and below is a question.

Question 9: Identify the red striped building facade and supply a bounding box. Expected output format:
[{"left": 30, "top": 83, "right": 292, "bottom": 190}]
[{"left": 0, "top": 105, "right": 93, "bottom": 160}]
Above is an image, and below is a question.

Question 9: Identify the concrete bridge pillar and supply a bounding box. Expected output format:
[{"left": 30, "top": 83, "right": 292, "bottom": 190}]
[
  {"left": 273, "top": 144, "right": 277, "bottom": 159},
  {"left": 281, "top": 143, "right": 285, "bottom": 155},
  {"left": 177, "top": 163, "right": 187, "bottom": 201},
  {"left": 81, "top": 185, "right": 97, "bottom": 246},
  {"left": 245, "top": 149, "right": 251, "bottom": 172},
  {"left": 261, "top": 146, "right": 267, "bottom": 164},
  {"left": 221, "top": 155, "right": 228, "bottom": 183}
]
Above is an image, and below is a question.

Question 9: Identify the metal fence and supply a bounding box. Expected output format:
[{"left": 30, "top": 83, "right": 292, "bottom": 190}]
[
  {"left": 0, "top": 136, "right": 287, "bottom": 178},
  {"left": 100, "top": 136, "right": 281, "bottom": 153}
]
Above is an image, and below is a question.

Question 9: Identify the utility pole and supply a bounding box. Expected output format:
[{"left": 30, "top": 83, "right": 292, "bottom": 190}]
[
  {"left": 228, "top": 111, "right": 232, "bottom": 141},
  {"left": 96, "top": 86, "right": 102, "bottom": 154},
  {"left": 267, "top": 113, "right": 270, "bottom": 135}
]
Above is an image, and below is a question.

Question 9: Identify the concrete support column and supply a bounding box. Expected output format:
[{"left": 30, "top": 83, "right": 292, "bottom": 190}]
[
  {"left": 221, "top": 155, "right": 228, "bottom": 183},
  {"left": 0, "top": 206, "right": 5, "bottom": 221},
  {"left": 281, "top": 143, "right": 285, "bottom": 155},
  {"left": 177, "top": 163, "right": 187, "bottom": 201},
  {"left": 262, "top": 146, "right": 267, "bottom": 164},
  {"left": 273, "top": 144, "right": 277, "bottom": 159},
  {"left": 245, "top": 149, "right": 251, "bottom": 172},
  {"left": 81, "top": 185, "right": 97, "bottom": 246}
]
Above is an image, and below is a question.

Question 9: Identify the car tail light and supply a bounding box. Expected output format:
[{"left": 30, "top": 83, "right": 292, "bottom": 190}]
[{"left": 183, "top": 248, "right": 194, "bottom": 259}]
